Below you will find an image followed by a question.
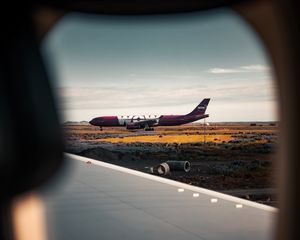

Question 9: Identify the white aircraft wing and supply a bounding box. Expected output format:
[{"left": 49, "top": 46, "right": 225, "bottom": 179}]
[{"left": 40, "top": 153, "right": 277, "bottom": 240}]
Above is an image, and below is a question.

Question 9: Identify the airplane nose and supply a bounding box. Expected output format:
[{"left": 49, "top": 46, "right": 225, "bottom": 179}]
[{"left": 89, "top": 119, "right": 96, "bottom": 125}]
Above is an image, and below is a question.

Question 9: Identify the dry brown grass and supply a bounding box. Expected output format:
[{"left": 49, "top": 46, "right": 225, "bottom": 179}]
[
  {"left": 64, "top": 124, "right": 277, "bottom": 135},
  {"left": 64, "top": 123, "right": 277, "bottom": 144},
  {"left": 97, "top": 134, "right": 232, "bottom": 143}
]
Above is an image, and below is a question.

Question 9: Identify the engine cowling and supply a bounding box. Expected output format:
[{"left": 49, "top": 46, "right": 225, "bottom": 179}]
[{"left": 126, "top": 122, "right": 140, "bottom": 129}]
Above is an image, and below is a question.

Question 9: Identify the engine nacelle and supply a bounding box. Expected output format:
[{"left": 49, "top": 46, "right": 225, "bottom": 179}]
[{"left": 126, "top": 122, "right": 141, "bottom": 129}]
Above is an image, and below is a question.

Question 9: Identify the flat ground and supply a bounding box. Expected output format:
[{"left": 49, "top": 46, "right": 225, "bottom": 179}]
[{"left": 64, "top": 123, "right": 278, "bottom": 206}]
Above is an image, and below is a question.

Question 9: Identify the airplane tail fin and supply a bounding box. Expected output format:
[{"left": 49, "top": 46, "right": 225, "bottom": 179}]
[{"left": 187, "top": 98, "right": 210, "bottom": 116}]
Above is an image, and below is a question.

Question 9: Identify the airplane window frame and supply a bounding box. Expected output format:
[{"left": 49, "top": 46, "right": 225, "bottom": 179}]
[{"left": 1, "top": 1, "right": 300, "bottom": 240}]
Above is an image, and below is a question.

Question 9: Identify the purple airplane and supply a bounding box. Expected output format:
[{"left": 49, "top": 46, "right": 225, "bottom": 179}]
[{"left": 89, "top": 98, "right": 210, "bottom": 131}]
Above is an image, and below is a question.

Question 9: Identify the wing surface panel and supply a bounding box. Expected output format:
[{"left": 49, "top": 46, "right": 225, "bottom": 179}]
[{"left": 39, "top": 154, "right": 276, "bottom": 240}]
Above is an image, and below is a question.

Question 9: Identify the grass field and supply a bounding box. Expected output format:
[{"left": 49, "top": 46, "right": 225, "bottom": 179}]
[
  {"left": 98, "top": 134, "right": 232, "bottom": 143},
  {"left": 64, "top": 123, "right": 277, "bottom": 144},
  {"left": 64, "top": 123, "right": 278, "bottom": 205}
]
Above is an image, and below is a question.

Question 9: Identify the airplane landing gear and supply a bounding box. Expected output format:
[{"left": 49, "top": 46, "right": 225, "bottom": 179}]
[
  {"left": 99, "top": 126, "right": 103, "bottom": 131},
  {"left": 145, "top": 127, "right": 154, "bottom": 131}
]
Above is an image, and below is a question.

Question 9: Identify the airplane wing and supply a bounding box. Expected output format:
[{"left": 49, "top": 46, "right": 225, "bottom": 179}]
[{"left": 40, "top": 154, "right": 277, "bottom": 240}]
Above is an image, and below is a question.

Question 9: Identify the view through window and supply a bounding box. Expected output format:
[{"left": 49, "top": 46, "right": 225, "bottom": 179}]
[{"left": 42, "top": 8, "right": 278, "bottom": 206}]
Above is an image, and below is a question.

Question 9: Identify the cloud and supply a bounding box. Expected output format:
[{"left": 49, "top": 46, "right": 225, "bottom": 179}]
[
  {"left": 240, "top": 65, "right": 270, "bottom": 71},
  {"left": 208, "top": 64, "right": 270, "bottom": 74},
  {"left": 164, "top": 74, "right": 203, "bottom": 79},
  {"left": 56, "top": 80, "right": 276, "bottom": 113},
  {"left": 129, "top": 73, "right": 137, "bottom": 77},
  {"left": 209, "top": 68, "right": 244, "bottom": 74},
  {"left": 57, "top": 86, "right": 205, "bottom": 111}
]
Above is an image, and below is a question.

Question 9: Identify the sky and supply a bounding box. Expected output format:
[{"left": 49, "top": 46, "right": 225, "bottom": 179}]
[{"left": 42, "top": 8, "right": 277, "bottom": 122}]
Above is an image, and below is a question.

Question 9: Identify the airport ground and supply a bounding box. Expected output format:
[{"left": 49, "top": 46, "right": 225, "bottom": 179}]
[{"left": 64, "top": 122, "right": 278, "bottom": 206}]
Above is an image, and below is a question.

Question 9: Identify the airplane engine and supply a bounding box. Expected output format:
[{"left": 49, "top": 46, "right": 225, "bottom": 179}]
[{"left": 126, "top": 123, "right": 141, "bottom": 129}]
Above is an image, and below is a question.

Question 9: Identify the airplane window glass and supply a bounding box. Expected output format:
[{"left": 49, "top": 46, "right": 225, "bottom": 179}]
[{"left": 42, "top": 8, "right": 278, "bottom": 207}]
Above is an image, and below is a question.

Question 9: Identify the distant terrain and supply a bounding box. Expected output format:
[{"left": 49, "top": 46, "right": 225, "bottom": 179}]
[
  {"left": 63, "top": 121, "right": 90, "bottom": 125},
  {"left": 64, "top": 122, "right": 278, "bottom": 206}
]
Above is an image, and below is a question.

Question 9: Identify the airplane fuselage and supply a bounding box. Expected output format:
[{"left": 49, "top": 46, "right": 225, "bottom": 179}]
[
  {"left": 90, "top": 114, "right": 209, "bottom": 127},
  {"left": 158, "top": 114, "right": 209, "bottom": 126},
  {"left": 89, "top": 99, "right": 210, "bottom": 130}
]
